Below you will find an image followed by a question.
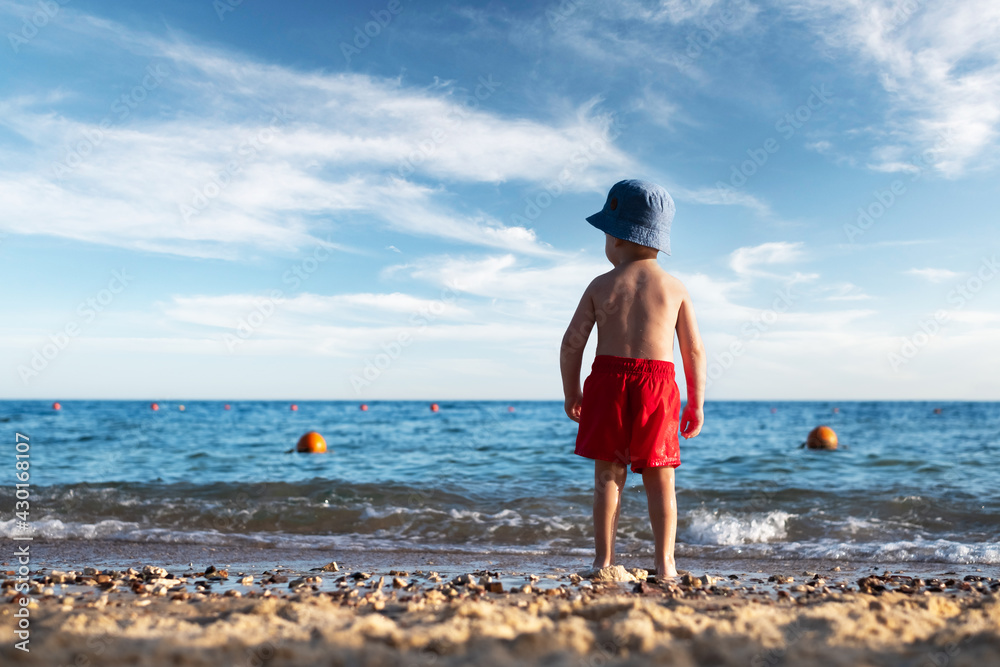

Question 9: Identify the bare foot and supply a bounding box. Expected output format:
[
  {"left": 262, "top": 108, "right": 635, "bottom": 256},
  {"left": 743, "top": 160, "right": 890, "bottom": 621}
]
[{"left": 655, "top": 563, "right": 679, "bottom": 579}]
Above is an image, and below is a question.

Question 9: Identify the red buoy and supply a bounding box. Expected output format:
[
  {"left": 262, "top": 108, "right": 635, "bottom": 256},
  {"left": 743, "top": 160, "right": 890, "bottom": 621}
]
[
  {"left": 360, "top": 404, "right": 368, "bottom": 411},
  {"left": 508, "top": 406, "right": 515, "bottom": 413},
  {"left": 151, "top": 403, "right": 159, "bottom": 411},
  {"left": 224, "top": 404, "right": 231, "bottom": 410},
  {"left": 430, "top": 403, "right": 439, "bottom": 412},
  {"left": 290, "top": 404, "right": 298, "bottom": 411},
  {"left": 52, "top": 402, "right": 62, "bottom": 411}
]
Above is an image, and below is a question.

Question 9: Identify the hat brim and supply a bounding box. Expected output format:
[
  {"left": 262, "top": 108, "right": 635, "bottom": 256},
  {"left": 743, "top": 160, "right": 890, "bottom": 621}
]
[{"left": 586, "top": 211, "right": 671, "bottom": 255}]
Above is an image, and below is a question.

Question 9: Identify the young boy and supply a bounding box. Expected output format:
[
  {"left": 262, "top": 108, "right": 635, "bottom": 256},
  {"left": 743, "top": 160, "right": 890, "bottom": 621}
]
[{"left": 560, "top": 179, "right": 706, "bottom": 579}]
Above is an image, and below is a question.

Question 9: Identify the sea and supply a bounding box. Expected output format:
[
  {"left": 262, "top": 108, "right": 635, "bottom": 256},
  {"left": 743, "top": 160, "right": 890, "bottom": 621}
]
[{"left": 2, "top": 400, "right": 999, "bottom": 566}]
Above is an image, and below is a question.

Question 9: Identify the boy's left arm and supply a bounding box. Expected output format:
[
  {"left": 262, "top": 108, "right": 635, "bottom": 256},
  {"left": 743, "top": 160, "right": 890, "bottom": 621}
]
[{"left": 560, "top": 286, "right": 596, "bottom": 422}]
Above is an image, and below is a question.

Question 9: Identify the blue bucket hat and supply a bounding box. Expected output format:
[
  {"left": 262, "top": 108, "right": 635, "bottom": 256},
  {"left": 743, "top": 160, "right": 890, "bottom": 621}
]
[{"left": 586, "top": 179, "right": 675, "bottom": 255}]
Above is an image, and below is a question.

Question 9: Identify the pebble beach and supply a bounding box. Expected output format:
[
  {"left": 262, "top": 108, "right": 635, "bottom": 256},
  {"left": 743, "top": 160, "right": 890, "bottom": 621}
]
[{"left": 3, "top": 543, "right": 1000, "bottom": 666}]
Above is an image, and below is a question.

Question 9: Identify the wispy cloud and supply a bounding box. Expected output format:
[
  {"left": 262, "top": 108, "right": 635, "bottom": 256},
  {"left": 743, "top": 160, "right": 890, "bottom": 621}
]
[
  {"left": 0, "top": 5, "right": 633, "bottom": 259},
  {"left": 786, "top": 0, "right": 1000, "bottom": 175},
  {"left": 729, "top": 241, "right": 806, "bottom": 277},
  {"left": 905, "top": 267, "right": 961, "bottom": 283}
]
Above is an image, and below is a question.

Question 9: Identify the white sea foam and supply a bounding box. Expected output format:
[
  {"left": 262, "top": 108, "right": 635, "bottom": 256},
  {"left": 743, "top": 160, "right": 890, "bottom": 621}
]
[{"left": 684, "top": 509, "right": 792, "bottom": 545}]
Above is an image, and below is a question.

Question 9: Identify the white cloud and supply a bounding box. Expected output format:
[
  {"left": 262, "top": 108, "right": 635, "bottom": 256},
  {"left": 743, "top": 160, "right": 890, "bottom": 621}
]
[
  {"left": 670, "top": 184, "right": 773, "bottom": 217},
  {"left": 905, "top": 267, "right": 961, "bottom": 283},
  {"left": 0, "top": 6, "right": 634, "bottom": 259},
  {"left": 729, "top": 241, "right": 806, "bottom": 276},
  {"left": 823, "top": 282, "right": 875, "bottom": 301},
  {"left": 787, "top": 0, "right": 1000, "bottom": 175}
]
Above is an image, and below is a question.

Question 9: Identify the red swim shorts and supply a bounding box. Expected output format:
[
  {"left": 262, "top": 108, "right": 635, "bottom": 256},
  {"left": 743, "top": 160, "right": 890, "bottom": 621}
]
[{"left": 574, "top": 355, "right": 681, "bottom": 473}]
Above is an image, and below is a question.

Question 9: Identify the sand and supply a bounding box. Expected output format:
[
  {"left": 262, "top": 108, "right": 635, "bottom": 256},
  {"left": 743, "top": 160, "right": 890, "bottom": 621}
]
[{"left": 3, "top": 543, "right": 999, "bottom": 666}]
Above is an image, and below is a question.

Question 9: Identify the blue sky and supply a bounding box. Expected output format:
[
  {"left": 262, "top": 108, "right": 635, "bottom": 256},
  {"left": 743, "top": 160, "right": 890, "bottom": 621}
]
[{"left": 2, "top": 0, "right": 998, "bottom": 400}]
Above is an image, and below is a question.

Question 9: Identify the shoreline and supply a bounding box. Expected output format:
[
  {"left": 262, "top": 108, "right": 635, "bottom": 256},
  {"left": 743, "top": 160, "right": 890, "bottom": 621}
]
[
  {"left": 4, "top": 540, "right": 999, "bottom": 665},
  {"left": 13, "top": 539, "right": 996, "bottom": 579}
]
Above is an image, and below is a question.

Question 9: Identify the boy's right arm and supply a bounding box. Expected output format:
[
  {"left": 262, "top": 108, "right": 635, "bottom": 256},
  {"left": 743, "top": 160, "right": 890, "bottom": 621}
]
[
  {"left": 560, "top": 286, "right": 596, "bottom": 423},
  {"left": 675, "top": 286, "right": 706, "bottom": 438}
]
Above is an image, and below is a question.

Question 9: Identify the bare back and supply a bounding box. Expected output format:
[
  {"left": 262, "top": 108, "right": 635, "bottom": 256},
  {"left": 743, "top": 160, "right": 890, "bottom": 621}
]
[{"left": 587, "top": 260, "right": 685, "bottom": 362}]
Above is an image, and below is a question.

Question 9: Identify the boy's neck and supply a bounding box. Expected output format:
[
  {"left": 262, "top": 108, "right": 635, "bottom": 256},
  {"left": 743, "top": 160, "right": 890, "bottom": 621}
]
[{"left": 612, "top": 253, "right": 659, "bottom": 268}]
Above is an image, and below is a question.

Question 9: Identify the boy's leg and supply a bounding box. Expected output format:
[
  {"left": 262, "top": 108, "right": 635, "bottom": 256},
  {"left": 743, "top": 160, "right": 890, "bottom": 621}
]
[
  {"left": 641, "top": 466, "right": 678, "bottom": 578},
  {"left": 593, "top": 459, "right": 627, "bottom": 570}
]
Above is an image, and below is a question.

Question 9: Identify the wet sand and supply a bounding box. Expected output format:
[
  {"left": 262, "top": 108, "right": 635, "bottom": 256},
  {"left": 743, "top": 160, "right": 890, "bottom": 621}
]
[{"left": 3, "top": 541, "right": 999, "bottom": 666}]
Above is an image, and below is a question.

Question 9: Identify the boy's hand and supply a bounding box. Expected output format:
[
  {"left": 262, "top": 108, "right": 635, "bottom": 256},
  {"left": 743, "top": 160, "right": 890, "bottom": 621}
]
[
  {"left": 565, "top": 394, "right": 583, "bottom": 423},
  {"left": 680, "top": 404, "right": 703, "bottom": 439}
]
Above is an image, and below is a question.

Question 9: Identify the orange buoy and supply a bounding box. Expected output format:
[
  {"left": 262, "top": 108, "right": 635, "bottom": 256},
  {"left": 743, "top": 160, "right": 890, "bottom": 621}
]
[
  {"left": 832, "top": 407, "right": 840, "bottom": 414},
  {"left": 430, "top": 403, "right": 439, "bottom": 412},
  {"left": 360, "top": 404, "right": 368, "bottom": 411},
  {"left": 290, "top": 404, "right": 298, "bottom": 411},
  {"left": 178, "top": 405, "right": 185, "bottom": 412},
  {"left": 296, "top": 431, "right": 327, "bottom": 453},
  {"left": 52, "top": 402, "right": 61, "bottom": 410},
  {"left": 933, "top": 408, "right": 943, "bottom": 414},
  {"left": 508, "top": 406, "right": 515, "bottom": 413},
  {"left": 224, "top": 404, "right": 231, "bottom": 410},
  {"left": 805, "top": 425, "right": 838, "bottom": 450},
  {"left": 770, "top": 407, "right": 777, "bottom": 414},
  {"left": 151, "top": 403, "right": 159, "bottom": 411}
]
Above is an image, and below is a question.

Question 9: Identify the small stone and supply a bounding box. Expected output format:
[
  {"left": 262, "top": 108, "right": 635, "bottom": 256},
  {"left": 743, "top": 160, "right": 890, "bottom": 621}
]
[
  {"left": 590, "top": 565, "right": 636, "bottom": 583},
  {"left": 83, "top": 567, "right": 99, "bottom": 576},
  {"left": 569, "top": 573, "right": 582, "bottom": 584},
  {"left": 224, "top": 589, "right": 242, "bottom": 598},
  {"left": 486, "top": 581, "right": 503, "bottom": 593},
  {"left": 320, "top": 562, "right": 340, "bottom": 572},
  {"left": 142, "top": 566, "right": 168, "bottom": 578},
  {"left": 392, "top": 577, "right": 408, "bottom": 588},
  {"left": 628, "top": 568, "right": 648, "bottom": 582},
  {"left": 240, "top": 576, "right": 254, "bottom": 586},
  {"left": 451, "top": 573, "right": 475, "bottom": 587}
]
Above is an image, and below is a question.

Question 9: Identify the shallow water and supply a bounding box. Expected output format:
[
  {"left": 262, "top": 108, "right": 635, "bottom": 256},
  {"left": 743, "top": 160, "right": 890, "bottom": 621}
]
[{"left": 2, "top": 400, "right": 998, "bottom": 564}]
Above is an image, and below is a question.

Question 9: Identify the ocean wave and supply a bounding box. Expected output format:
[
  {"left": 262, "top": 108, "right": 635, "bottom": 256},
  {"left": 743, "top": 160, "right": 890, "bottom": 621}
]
[
  {"left": 684, "top": 508, "right": 792, "bottom": 545},
  {"left": 4, "top": 519, "right": 999, "bottom": 564}
]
